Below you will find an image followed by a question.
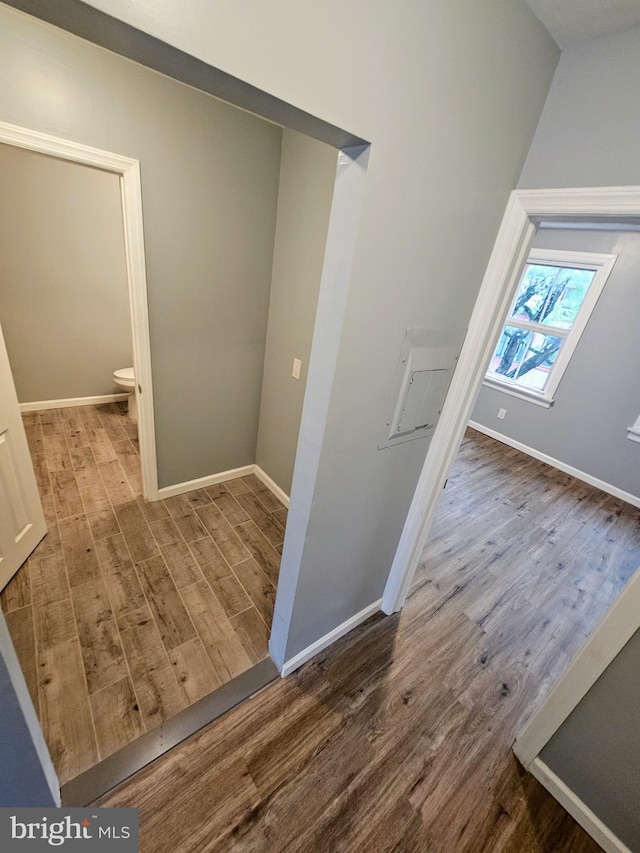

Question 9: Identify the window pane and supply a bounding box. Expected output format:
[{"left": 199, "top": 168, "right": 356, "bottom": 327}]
[
  {"left": 511, "top": 263, "right": 597, "bottom": 329},
  {"left": 540, "top": 267, "right": 596, "bottom": 329},
  {"left": 510, "top": 264, "right": 561, "bottom": 322},
  {"left": 513, "top": 332, "right": 563, "bottom": 392},
  {"left": 488, "top": 326, "right": 532, "bottom": 379},
  {"left": 488, "top": 326, "right": 563, "bottom": 393}
]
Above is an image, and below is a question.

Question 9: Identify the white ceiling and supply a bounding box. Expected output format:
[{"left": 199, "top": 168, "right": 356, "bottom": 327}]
[{"left": 524, "top": 0, "right": 640, "bottom": 47}]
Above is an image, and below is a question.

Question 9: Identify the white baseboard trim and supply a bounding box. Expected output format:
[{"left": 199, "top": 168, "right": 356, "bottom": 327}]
[
  {"left": 159, "top": 463, "right": 291, "bottom": 504},
  {"left": 528, "top": 758, "right": 632, "bottom": 853},
  {"left": 254, "top": 465, "right": 290, "bottom": 508},
  {"left": 279, "top": 599, "right": 382, "bottom": 678},
  {"left": 19, "top": 394, "right": 128, "bottom": 412},
  {"left": 469, "top": 421, "right": 640, "bottom": 509},
  {"left": 158, "top": 465, "right": 255, "bottom": 499}
]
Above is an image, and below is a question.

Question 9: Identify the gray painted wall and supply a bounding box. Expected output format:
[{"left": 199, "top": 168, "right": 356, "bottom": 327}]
[
  {"left": 472, "top": 227, "right": 640, "bottom": 499},
  {"left": 0, "top": 143, "right": 132, "bottom": 402},
  {"left": 74, "top": 0, "right": 559, "bottom": 664},
  {"left": 0, "top": 613, "right": 58, "bottom": 806},
  {"left": 256, "top": 129, "right": 337, "bottom": 495},
  {"left": 541, "top": 628, "right": 640, "bottom": 849},
  {"left": 519, "top": 24, "right": 640, "bottom": 191},
  {"left": 0, "top": 4, "right": 282, "bottom": 487}
]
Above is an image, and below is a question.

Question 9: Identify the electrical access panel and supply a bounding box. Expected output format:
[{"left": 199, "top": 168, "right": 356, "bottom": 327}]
[{"left": 379, "top": 327, "right": 462, "bottom": 449}]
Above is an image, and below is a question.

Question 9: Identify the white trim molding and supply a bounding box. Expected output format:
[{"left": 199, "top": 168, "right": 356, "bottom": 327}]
[
  {"left": 157, "top": 465, "right": 255, "bottom": 500},
  {"left": 469, "top": 421, "right": 640, "bottom": 509},
  {"left": 0, "top": 614, "right": 61, "bottom": 806},
  {"left": 527, "top": 759, "right": 632, "bottom": 853},
  {"left": 279, "top": 599, "right": 382, "bottom": 677},
  {"left": 157, "top": 463, "right": 291, "bottom": 505},
  {"left": 514, "top": 565, "right": 640, "bottom": 767},
  {"left": 383, "top": 185, "right": 640, "bottom": 616},
  {"left": 512, "top": 565, "right": 640, "bottom": 852},
  {"left": 19, "top": 394, "right": 128, "bottom": 412},
  {"left": 0, "top": 119, "right": 158, "bottom": 502},
  {"left": 481, "top": 378, "right": 553, "bottom": 407},
  {"left": 254, "top": 466, "right": 290, "bottom": 509}
]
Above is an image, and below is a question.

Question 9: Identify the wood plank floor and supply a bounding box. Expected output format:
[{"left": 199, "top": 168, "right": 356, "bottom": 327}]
[
  {"left": 97, "top": 428, "right": 640, "bottom": 851},
  {"left": 0, "top": 403, "right": 286, "bottom": 785}
]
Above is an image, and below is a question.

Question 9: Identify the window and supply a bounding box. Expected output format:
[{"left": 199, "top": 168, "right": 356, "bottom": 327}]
[{"left": 484, "top": 248, "right": 617, "bottom": 406}]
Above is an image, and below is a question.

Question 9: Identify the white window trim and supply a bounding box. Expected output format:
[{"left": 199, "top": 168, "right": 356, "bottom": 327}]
[
  {"left": 482, "top": 376, "right": 553, "bottom": 407},
  {"left": 483, "top": 248, "right": 618, "bottom": 405}
]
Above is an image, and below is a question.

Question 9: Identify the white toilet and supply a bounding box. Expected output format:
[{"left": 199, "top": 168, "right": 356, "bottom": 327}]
[{"left": 113, "top": 367, "right": 137, "bottom": 421}]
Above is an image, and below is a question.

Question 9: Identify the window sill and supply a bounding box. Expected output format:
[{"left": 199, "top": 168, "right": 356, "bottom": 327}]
[
  {"left": 627, "top": 428, "right": 640, "bottom": 444},
  {"left": 482, "top": 377, "right": 553, "bottom": 408}
]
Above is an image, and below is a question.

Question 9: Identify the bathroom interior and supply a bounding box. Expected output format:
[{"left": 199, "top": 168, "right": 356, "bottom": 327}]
[{"left": 0, "top": 5, "right": 339, "bottom": 795}]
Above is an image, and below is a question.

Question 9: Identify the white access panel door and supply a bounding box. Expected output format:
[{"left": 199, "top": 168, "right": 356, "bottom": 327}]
[
  {"left": 380, "top": 327, "right": 463, "bottom": 449},
  {"left": 0, "top": 324, "right": 45, "bottom": 590},
  {"left": 396, "top": 367, "right": 449, "bottom": 435}
]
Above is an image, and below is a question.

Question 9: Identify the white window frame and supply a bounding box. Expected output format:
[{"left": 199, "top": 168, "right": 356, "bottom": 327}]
[{"left": 483, "top": 248, "right": 617, "bottom": 406}]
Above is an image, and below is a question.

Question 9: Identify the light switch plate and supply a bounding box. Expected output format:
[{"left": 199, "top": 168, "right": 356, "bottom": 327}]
[{"left": 292, "top": 358, "right": 302, "bottom": 380}]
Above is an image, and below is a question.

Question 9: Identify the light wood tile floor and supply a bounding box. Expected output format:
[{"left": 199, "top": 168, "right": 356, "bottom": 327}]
[
  {"left": 0, "top": 403, "right": 286, "bottom": 785},
  {"left": 98, "top": 428, "right": 640, "bottom": 851}
]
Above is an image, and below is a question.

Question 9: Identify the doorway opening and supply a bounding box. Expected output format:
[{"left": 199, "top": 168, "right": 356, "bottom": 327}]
[
  {"left": 384, "top": 186, "right": 640, "bottom": 613},
  {"left": 382, "top": 189, "right": 640, "bottom": 822},
  {"left": 0, "top": 0, "right": 371, "bottom": 806},
  {"left": 0, "top": 107, "right": 368, "bottom": 803},
  {"left": 0, "top": 126, "right": 157, "bottom": 790},
  {"left": 0, "top": 120, "right": 157, "bottom": 499}
]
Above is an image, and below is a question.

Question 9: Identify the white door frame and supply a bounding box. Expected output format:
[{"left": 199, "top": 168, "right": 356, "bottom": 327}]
[
  {"left": 0, "top": 120, "right": 158, "bottom": 500},
  {"left": 382, "top": 184, "right": 640, "bottom": 614}
]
